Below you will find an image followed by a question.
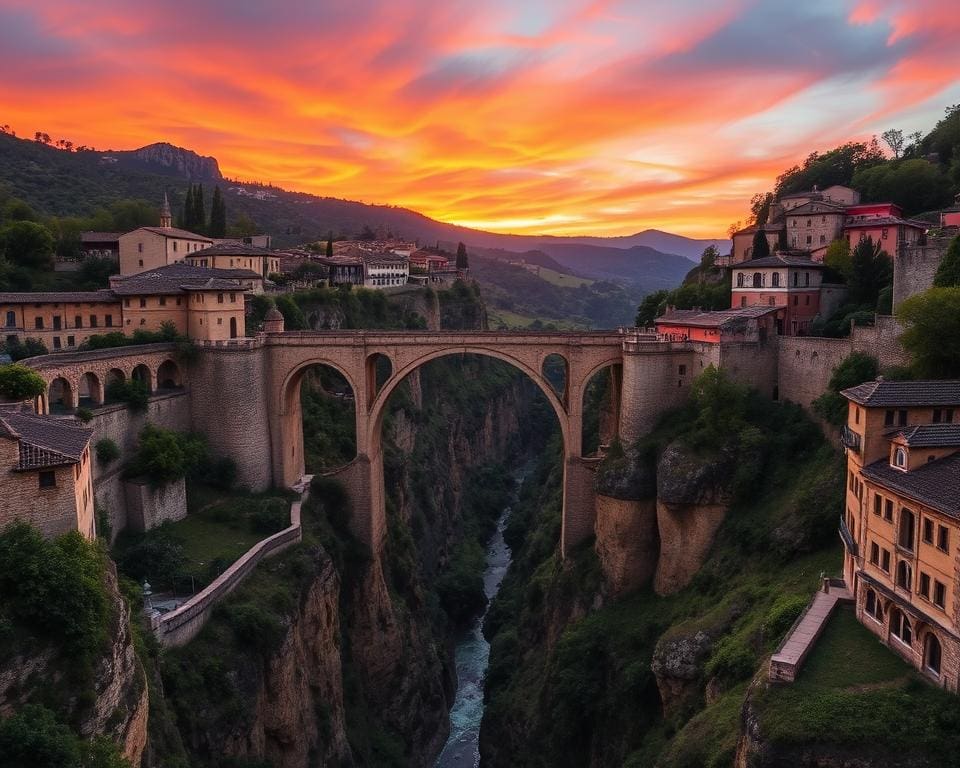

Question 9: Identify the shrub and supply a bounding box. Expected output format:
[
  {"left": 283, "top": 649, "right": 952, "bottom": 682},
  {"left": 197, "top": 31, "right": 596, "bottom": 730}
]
[
  {"left": 125, "top": 424, "right": 206, "bottom": 486},
  {"left": 764, "top": 595, "right": 810, "bottom": 643},
  {"left": 249, "top": 499, "right": 290, "bottom": 535},
  {"left": 113, "top": 529, "right": 185, "bottom": 586},
  {"left": 75, "top": 406, "right": 93, "bottom": 423},
  {"left": 812, "top": 352, "right": 878, "bottom": 426},
  {"left": 201, "top": 455, "right": 236, "bottom": 490},
  {"left": 105, "top": 379, "right": 149, "bottom": 412},
  {"left": 95, "top": 438, "right": 121, "bottom": 464},
  {"left": 705, "top": 635, "right": 755, "bottom": 686},
  {"left": 0, "top": 363, "right": 46, "bottom": 400},
  {"left": 0, "top": 337, "right": 47, "bottom": 361}
]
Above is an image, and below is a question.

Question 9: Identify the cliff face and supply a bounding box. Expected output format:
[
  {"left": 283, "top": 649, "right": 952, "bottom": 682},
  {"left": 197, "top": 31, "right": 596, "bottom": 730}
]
[
  {"left": 0, "top": 564, "right": 148, "bottom": 766},
  {"left": 129, "top": 142, "right": 223, "bottom": 180}
]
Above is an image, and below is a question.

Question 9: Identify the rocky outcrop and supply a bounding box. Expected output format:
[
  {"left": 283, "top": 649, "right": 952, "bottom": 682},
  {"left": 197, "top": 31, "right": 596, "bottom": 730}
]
[
  {"left": 594, "top": 496, "right": 659, "bottom": 595},
  {"left": 221, "top": 555, "right": 351, "bottom": 767},
  {"left": 654, "top": 441, "right": 735, "bottom": 595},
  {"left": 130, "top": 142, "right": 222, "bottom": 180},
  {"left": 0, "top": 564, "right": 148, "bottom": 765}
]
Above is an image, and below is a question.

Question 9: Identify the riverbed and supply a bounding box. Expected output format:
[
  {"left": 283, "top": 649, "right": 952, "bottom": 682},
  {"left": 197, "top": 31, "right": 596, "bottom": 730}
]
[{"left": 434, "top": 501, "right": 513, "bottom": 767}]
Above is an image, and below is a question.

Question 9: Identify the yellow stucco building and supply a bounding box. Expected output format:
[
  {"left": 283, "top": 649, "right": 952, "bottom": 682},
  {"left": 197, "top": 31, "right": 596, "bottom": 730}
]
[{"left": 841, "top": 379, "right": 960, "bottom": 689}]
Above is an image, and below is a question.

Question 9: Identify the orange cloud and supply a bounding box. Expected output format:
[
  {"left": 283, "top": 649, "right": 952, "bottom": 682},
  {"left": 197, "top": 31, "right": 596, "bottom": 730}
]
[{"left": 0, "top": 0, "right": 957, "bottom": 238}]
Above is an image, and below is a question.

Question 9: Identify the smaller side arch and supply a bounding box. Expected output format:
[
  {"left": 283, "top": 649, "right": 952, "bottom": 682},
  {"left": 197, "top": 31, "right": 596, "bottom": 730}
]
[
  {"left": 78, "top": 371, "right": 103, "bottom": 406},
  {"left": 157, "top": 359, "right": 183, "bottom": 390},
  {"left": 48, "top": 377, "right": 75, "bottom": 412}
]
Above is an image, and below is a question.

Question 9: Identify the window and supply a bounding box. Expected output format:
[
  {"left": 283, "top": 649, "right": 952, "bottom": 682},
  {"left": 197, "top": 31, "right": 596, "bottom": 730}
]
[
  {"left": 138, "top": 259, "right": 143, "bottom": 267},
  {"left": 89, "top": 315, "right": 98, "bottom": 328},
  {"left": 874, "top": 495, "right": 882, "bottom": 516},
  {"left": 885, "top": 409, "right": 894, "bottom": 426},
  {"left": 806, "top": 235, "right": 812, "bottom": 245},
  {"left": 38, "top": 470, "right": 56, "bottom": 489},
  {"left": 67, "top": 336, "right": 74, "bottom": 347},
  {"left": 176, "top": 297, "right": 182, "bottom": 306},
  {"left": 4, "top": 310, "right": 13, "bottom": 327},
  {"left": 855, "top": 407, "right": 860, "bottom": 425},
  {"left": 53, "top": 316, "right": 61, "bottom": 330},
  {"left": 230, "top": 293, "right": 236, "bottom": 303},
  {"left": 172, "top": 241, "right": 178, "bottom": 252},
  {"left": 919, "top": 572, "right": 931, "bottom": 599},
  {"left": 74, "top": 315, "right": 81, "bottom": 328},
  {"left": 891, "top": 610, "right": 912, "bottom": 645},
  {"left": 217, "top": 317, "right": 223, "bottom": 325},
  {"left": 881, "top": 549, "right": 891, "bottom": 572},
  {"left": 923, "top": 518, "right": 934, "bottom": 544},
  {"left": 768, "top": 297, "right": 775, "bottom": 306},
  {"left": 925, "top": 634, "right": 942, "bottom": 675},
  {"left": 898, "top": 410, "right": 907, "bottom": 426},
  {"left": 138, "top": 243, "right": 143, "bottom": 253},
  {"left": 753, "top": 272, "right": 762, "bottom": 288},
  {"left": 124, "top": 299, "right": 130, "bottom": 308},
  {"left": 218, "top": 293, "right": 224, "bottom": 304},
  {"left": 884, "top": 499, "right": 893, "bottom": 521},
  {"left": 793, "top": 272, "right": 798, "bottom": 287},
  {"left": 882, "top": 228, "right": 889, "bottom": 240},
  {"left": 933, "top": 581, "right": 946, "bottom": 609},
  {"left": 140, "top": 319, "right": 146, "bottom": 326},
  {"left": 105, "top": 315, "right": 113, "bottom": 327},
  {"left": 53, "top": 337, "right": 61, "bottom": 349},
  {"left": 899, "top": 508, "right": 915, "bottom": 550},
  {"left": 865, "top": 588, "right": 882, "bottom": 621},
  {"left": 896, "top": 560, "right": 912, "bottom": 589},
  {"left": 34, "top": 317, "right": 43, "bottom": 329},
  {"left": 737, "top": 273, "right": 744, "bottom": 287},
  {"left": 938, "top": 525, "right": 949, "bottom": 552},
  {"left": 893, "top": 447, "right": 907, "bottom": 469},
  {"left": 805, "top": 295, "right": 810, "bottom": 305},
  {"left": 740, "top": 296, "right": 747, "bottom": 307},
  {"left": 820, "top": 234, "right": 826, "bottom": 244},
  {"left": 678, "top": 365, "right": 686, "bottom": 376},
  {"left": 870, "top": 541, "right": 880, "bottom": 564},
  {"left": 159, "top": 296, "right": 166, "bottom": 306}
]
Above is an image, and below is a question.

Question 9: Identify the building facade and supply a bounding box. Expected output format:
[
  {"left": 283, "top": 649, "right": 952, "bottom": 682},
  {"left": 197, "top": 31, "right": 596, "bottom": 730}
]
[
  {"left": 0, "top": 290, "right": 121, "bottom": 351},
  {"left": 841, "top": 380, "right": 960, "bottom": 690},
  {"left": 362, "top": 252, "right": 409, "bottom": 288},
  {"left": 730, "top": 254, "right": 825, "bottom": 335},
  {"left": 0, "top": 408, "right": 95, "bottom": 539},
  {"left": 185, "top": 243, "right": 280, "bottom": 284}
]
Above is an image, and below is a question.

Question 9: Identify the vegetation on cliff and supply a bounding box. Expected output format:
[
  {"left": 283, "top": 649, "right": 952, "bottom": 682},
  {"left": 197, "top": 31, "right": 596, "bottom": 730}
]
[{"left": 481, "top": 367, "right": 845, "bottom": 768}]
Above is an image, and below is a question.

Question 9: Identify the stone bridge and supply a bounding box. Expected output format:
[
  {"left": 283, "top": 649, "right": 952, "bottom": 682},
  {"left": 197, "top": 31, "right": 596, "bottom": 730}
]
[{"left": 24, "top": 330, "right": 697, "bottom": 557}]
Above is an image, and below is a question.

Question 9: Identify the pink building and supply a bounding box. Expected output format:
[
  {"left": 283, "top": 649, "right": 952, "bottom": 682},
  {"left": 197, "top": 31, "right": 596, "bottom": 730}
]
[{"left": 844, "top": 203, "right": 926, "bottom": 251}]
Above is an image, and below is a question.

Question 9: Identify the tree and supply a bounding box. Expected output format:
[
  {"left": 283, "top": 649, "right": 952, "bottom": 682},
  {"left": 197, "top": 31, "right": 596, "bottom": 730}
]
[
  {"left": 823, "top": 238, "right": 852, "bottom": 281},
  {"left": 192, "top": 184, "right": 205, "bottom": 234},
  {"left": 851, "top": 159, "right": 952, "bottom": 215},
  {"left": 456, "top": 241, "right": 469, "bottom": 269},
  {"left": 326, "top": 231, "right": 334, "bottom": 258},
  {"left": 933, "top": 236, "right": 960, "bottom": 287},
  {"left": 848, "top": 236, "right": 891, "bottom": 306},
  {"left": 750, "top": 228, "right": 770, "bottom": 260},
  {"left": 775, "top": 140, "right": 885, "bottom": 196},
  {"left": 897, "top": 287, "right": 960, "bottom": 378},
  {"left": 812, "top": 352, "right": 879, "bottom": 425},
  {"left": 125, "top": 423, "right": 205, "bottom": 487},
  {"left": 275, "top": 295, "right": 307, "bottom": 330},
  {"left": 230, "top": 213, "right": 257, "bottom": 238},
  {"left": 635, "top": 289, "right": 669, "bottom": 327},
  {"left": 2, "top": 198, "right": 38, "bottom": 222},
  {"left": 0, "top": 220, "right": 55, "bottom": 269},
  {"left": 881, "top": 128, "right": 904, "bottom": 159},
  {"left": 921, "top": 104, "right": 960, "bottom": 166},
  {"left": 183, "top": 185, "right": 194, "bottom": 229},
  {"left": 699, "top": 245, "right": 719, "bottom": 270},
  {"left": 209, "top": 185, "right": 226, "bottom": 237},
  {"left": 0, "top": 364, "right": 46, "bottom": 400},
  {"left": 749, "top": 192, "right": 774, "bottom": 226}
]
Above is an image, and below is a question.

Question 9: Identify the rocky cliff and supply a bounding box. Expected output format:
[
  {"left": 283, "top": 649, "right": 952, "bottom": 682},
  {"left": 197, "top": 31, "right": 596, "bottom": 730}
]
[
  {"left": 128, "top": 142, "right": 223, "bottom": 180},
  {"left": 0, "top": 562, "right": 149, "bottom": 765}
]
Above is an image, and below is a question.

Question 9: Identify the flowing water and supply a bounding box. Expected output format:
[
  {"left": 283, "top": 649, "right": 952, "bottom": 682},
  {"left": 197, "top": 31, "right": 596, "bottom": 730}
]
[{"left": 434, "top": 496, "right": 514, "bottom": 767}]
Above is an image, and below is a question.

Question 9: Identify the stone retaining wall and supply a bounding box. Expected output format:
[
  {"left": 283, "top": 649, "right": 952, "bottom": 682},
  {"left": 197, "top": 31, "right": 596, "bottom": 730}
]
[{"left": 154, "top": 481, "right": 310, "bottom": 648}]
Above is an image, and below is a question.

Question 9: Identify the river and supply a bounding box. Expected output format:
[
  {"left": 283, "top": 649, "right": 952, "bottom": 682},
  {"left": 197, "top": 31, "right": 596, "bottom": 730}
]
[{"left": 434, "top": 495, "right": 514, "bottom": 767}]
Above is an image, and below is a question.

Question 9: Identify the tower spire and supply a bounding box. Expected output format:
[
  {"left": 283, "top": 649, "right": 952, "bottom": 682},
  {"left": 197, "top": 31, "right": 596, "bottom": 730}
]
[{"left": 160, "top": 192, "right": 172, "bottom": 228}]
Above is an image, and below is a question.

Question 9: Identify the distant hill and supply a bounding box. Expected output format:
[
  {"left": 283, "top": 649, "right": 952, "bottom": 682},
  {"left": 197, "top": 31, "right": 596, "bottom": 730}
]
[{"left": 0, "top": 132, "right": 699, "bottom": 292}]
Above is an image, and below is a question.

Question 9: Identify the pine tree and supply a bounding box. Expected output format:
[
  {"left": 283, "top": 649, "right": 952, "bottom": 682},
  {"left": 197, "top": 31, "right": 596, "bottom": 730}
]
[
  {"left": 192, "top": 184, "right": 206, "bottom": 234},
  {"left": 209, "top": 186, "right": 226, "bottom": 237},
  {"left": 326, "top": 231, "right": 334, "bottom": 258},
  {"left": 933, "top": 235, "right": 960, "bottom": 287},
  {"left": 182, "top": 185, "right": 195, "bottom": 230},
  {"left": 750, "top": 228, "right": 770, "bottom": 260},
  {"left": 456, "top": 241, "right": 469, "bottom": 269}
]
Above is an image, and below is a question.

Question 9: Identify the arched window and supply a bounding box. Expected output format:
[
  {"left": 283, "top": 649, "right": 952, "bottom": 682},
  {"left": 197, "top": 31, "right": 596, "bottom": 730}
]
[
  {"left": 925, "top": 634, "right": 942, "bottom": 676},
  {"left": 891, "top": 609, "right": 912, "bottom": 645},
  {"left": 772, "top": 272, "right": 781, "bottom": 287},
  {"left": 865, "top": 588, "right": 883, "bottom": 621},
  {"left": 893, "top": 447, "right": 907, "bottom": 469},
  {"left": 896, "top": 560, "right": 912, "bottom": 590},
  {"left": 737, "top": 273, "right": 745, "bottom": 287},
  {"left": 753, "top": 272, "right": 762, "bottom": 288},
  {"left": 899, "top": 508, "right": 915, "bottom": 550}
]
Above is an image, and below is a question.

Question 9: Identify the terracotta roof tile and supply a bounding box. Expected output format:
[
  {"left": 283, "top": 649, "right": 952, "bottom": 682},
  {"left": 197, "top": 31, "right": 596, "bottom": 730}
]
[
  {"left": 861, "top": 453, "right": 960, "bottom": 518},
  {"left": 0, "top": 409, "right": 92, "bottom": 470},
  {"left": 841, "top": 380, "right": 960, "bottom": 407}
]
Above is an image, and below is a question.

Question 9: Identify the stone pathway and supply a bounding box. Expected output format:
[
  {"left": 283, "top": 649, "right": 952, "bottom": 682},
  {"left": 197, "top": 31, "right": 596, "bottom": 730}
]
[{"left": 769, "top": 583, "right": 853, "bottom": 682}]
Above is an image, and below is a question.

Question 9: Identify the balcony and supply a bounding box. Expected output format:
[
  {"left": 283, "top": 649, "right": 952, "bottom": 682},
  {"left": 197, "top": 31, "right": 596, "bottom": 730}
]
[
  {"left": 840, "top": 425, "right": 861, "bottom": 452},
  {"left": 838, "top": 516, "right": 858, "bottom": 556}
]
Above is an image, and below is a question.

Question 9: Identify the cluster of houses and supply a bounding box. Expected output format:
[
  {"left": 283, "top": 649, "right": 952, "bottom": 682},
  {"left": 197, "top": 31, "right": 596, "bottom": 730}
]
[
  {"left": 654, "top": 185, "right": 959, "bottom": 342},
  {"left": 2, "top": 195, "right": 468, "bottom": 352}
]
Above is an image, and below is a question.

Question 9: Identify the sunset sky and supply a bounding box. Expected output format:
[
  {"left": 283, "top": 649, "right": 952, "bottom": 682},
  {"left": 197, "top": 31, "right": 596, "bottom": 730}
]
[{"left": 1, "top": 1, "right": 958, "bottom": 238}]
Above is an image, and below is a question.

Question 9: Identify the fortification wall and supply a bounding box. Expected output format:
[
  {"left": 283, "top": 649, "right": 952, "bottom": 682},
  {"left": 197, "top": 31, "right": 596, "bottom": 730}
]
[
  {"left": 189, "top": 344, "right": 273, "bottom": 491},
  {"left": 777, "top": 317, "right": 908, "bottom": 409},
  {"left": 894, "top": 239, "right": 949, "bottom": 309},
  {"left": 619, "top": 345, "right": 696, "bottom": 444},
  {"left": 90, "top": 391, "right": 191, "bottom": 539},
  {"left": 717, "top": 341, "right": 778, "bottom": 399}
]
